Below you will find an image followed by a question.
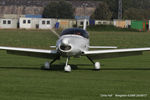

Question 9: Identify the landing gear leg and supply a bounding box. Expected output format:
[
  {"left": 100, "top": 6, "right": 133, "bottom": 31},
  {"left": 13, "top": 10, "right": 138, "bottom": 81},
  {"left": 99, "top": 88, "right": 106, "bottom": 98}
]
[
  {"left": 64, "top": 57, "right": 71, "bottom": 72},
  {"left": 87, "top": 56, "right": 101, "bottom": 70}
]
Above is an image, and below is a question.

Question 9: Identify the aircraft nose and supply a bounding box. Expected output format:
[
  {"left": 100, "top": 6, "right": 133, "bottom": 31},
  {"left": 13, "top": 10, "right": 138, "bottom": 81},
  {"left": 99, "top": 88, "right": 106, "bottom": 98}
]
[
  {"left": 62, "top": 38, "right": 69, "bottom": 45},
  {"left": 59, "top": 39, "right": 72, "bottom": 51},
  {"left": 60, "top": 44, "right": 72, "bottom": 51}
]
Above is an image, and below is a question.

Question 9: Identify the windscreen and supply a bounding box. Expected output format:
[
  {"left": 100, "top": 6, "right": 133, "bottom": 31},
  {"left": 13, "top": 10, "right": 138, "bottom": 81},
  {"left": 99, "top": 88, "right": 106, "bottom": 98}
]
[{"left": 61, "top": 28, "right": 89, "bottom": 38}]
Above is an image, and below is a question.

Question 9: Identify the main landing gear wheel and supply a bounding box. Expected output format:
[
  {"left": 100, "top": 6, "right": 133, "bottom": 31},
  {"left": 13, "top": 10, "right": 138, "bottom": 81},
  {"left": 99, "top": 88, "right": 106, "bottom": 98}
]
[
  {"left": 94, "top": 62, "right": 101, "bottom": 70},
  {"left": 86, "top": 56, "right": 101, "bottom": 70},
  {"left": 41, "top": 62, "right": 50, "bottom": 70},
  {"left": 64, "top": 57, "right": 71, "bottom": 72},
  {"left": 43, "top": 62, "right": 51, "bottom": 70},
  {"left": 42, "top": 56, "right": 60, "bottom": 70}
]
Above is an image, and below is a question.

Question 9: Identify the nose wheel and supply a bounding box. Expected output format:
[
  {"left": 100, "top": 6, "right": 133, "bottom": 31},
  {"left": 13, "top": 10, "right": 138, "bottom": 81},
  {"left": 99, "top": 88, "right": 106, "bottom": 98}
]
[
  {"left": 64, "top": 57, "right": 71, "bottom": 72},
  {"left": 64, "top": 65, "right": 71, "bottom": 72}
]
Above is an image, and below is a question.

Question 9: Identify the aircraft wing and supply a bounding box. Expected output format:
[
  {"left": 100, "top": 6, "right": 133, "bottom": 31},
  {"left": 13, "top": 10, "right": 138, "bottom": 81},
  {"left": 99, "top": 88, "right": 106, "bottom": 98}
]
[
  {"left": 84, "top": 48, "right": 150, "bottom": 59},
  {"left": 88, "top": 46, "right": 117, "bottom": 49},
  {"left": 0, "top": 46, "right": 59, "bottom": 59}
]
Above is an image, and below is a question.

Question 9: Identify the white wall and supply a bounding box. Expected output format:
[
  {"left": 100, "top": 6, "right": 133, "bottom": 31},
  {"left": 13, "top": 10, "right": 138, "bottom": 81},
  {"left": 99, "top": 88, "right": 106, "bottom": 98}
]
[
  {"left": 125, "top": 20, "right": 131, "bottom": 28},
  {"left": 113, "top": 20, "right": 117, "bottom": 26},
  {"left": 39, "top": 18, "right": 57, "bottom": 29},
  {"left": 0, "top": 19, "right": 18, "bottom": 29},
  {"left": 19, "top": 18, "right": 40, "bottom": 29},
  {"left": 77, "top": 19, "right": 89, "bottom": 27},
  {"left": 95, "top": 20, "right": 113, "bottom": 25},
  {"left": 113, "top": 20, "right": 131, "bottom": 28}
]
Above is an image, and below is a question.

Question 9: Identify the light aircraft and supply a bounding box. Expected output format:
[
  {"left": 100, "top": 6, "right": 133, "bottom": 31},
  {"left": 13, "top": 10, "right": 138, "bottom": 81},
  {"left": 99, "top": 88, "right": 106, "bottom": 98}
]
[{"left": 0, "top": 20, "right": 150, "bottom": 72}]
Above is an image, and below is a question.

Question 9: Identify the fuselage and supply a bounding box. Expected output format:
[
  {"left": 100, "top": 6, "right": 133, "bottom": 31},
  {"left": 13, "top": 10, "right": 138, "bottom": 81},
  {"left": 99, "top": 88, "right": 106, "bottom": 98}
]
[{"left": 56, "top": 28, "right": 89, "bottom": 57}]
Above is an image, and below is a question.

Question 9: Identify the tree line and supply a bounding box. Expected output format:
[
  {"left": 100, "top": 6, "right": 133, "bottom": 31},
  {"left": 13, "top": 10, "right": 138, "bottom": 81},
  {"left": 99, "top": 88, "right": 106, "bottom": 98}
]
[{"left": 43, "top": 0, "right": 150, "bottom": 20}]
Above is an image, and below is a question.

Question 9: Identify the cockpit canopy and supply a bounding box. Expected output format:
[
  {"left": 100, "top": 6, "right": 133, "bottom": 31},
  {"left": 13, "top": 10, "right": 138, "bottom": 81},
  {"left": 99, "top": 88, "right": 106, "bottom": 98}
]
[{"left": 60, "top": 28, "right": 89, "bottom": 39}]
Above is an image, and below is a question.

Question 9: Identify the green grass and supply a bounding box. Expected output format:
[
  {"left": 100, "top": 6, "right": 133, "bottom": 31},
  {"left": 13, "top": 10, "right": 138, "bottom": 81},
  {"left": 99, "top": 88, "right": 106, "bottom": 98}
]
[{"left": 0, "top": 29, "right": 150, "bottom": 100}]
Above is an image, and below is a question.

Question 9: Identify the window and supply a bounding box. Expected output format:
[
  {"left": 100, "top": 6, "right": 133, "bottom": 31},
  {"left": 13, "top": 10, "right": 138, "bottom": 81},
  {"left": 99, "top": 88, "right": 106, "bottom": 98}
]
[
  {"left": 98, "top": 22, "right": 102, "bottom": 24},
  {"left": 8, "top": 20, "right": 11, "bottom": 24},
  {"left": 47, "top": 21, "right": 50, "bottom": 24},
  {"left": 23, "top": 20, "right": 26, "bottom": 24},
  {"left": 80, "top": 22, "right": 83, "bottom": 25},
  {"left": 86, "top": 22, "right": 88, "bottom": 25},
  {"left": 3, "top": 20, "right": 6, "bottom": 24},
  {"left": 103, "top": 22, "right": 107, "bottom": 24},
  {"left": 28, "top": 20, "right": 31, "bottom": 24},
  {"left": 42, "top": 21, "right": 45, "bottom": 24},
  {"left": 80, "top": 21, "right": 88, "bottom": 25}
]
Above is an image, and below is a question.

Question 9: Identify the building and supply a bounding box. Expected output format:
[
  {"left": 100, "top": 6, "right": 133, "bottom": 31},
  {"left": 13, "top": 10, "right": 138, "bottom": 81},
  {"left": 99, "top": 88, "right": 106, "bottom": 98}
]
[
  {"left": 58, "top": 19, "right": 76, "bottom": 29},
  {"left": 3, "top": 14, "right": 25, "bottom": 19},
  {"left": 125, "top": 20, "right": 131, "bottom": 28},
  {"left": 113, "top": 20, "right": 126, "bottom": 28},
  {"left": 114, "top": 20, "right": 131, "bottom": 28},
  {"left": 19, "top": 18, "right": 40, "bottom": 29},
  {"left": 95, "top": 20, "right": 113, "bottom": 25},
  {"left": 77, "top": 19, "right": 89, "bottom": 27},
  {"left": 39, "top": 18, "right": 57, "bottom": 29},
  {"left": 25, "top": 14, "right": 42, "bottom": 18},
  {"left": 0, "top": 18, "right": 18, "bottom": 29}
]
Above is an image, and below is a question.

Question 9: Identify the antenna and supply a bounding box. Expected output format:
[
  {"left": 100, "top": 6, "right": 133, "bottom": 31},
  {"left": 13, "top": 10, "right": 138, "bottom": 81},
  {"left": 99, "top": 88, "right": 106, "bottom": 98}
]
[{"left": 118, "top": 0, "right": 122, "bottom": 19}]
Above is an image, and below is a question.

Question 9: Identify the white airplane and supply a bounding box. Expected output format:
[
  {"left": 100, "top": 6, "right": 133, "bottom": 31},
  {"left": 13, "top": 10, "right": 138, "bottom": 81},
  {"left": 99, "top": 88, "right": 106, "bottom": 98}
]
[{"left": 0, "top": 20, "right": 150, "bottom": 72}]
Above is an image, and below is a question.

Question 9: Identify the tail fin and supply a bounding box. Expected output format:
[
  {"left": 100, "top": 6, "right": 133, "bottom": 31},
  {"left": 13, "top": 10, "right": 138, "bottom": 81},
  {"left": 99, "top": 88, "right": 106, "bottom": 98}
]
[{"left": 83, "top": 19, "right": 87, "bottom": 30}]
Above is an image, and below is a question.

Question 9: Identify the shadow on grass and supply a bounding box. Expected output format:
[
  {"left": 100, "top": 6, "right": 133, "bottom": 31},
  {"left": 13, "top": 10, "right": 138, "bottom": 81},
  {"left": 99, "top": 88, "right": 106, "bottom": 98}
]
[
  {"left": 0, "top": 64, "right": 150, "bottom": 71},
  {"left": 0, "top": 64, "right": 91, "bottom": 71},
  {"left": 0, "top": 66, "right": 40, "bottom": 70}
]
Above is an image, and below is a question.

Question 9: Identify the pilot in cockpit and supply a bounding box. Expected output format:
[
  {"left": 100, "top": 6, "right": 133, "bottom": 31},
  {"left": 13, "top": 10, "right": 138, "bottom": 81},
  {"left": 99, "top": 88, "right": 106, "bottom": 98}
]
[{"left": 76, "top": 32, "right": 81, "bottom": 35}]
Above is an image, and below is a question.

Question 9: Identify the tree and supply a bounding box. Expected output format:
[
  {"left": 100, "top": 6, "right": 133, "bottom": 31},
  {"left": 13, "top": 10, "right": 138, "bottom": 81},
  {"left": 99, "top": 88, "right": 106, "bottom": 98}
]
[
  {"left": 91, "top": 2, "right": 112, "bottom": 20},
  {"left": 101, "top": 0, "right": 150, "bottom": 19},
  {"left": 123, "top": 8, "right": 150, "bottom": 20},
  {"left": 104, "top": 0, "right": 118, "bottom": 19},
  {"left": 43, "top": 0, "right": 74, "bottom": 19}
]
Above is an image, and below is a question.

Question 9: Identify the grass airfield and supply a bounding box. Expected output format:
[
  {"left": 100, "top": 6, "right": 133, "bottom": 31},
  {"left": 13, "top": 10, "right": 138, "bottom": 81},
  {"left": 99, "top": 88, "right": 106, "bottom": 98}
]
[{"left": 0, "top": 30, "right": 150, "bottom": 100}]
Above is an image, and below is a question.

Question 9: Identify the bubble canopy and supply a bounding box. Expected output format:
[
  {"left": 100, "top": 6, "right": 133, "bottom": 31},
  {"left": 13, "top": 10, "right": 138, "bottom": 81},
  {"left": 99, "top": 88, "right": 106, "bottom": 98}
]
[{"left": 60, "top": 28, "right": 89, "bottom": 39}]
